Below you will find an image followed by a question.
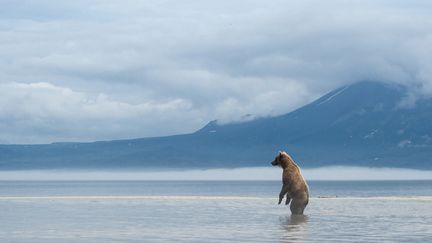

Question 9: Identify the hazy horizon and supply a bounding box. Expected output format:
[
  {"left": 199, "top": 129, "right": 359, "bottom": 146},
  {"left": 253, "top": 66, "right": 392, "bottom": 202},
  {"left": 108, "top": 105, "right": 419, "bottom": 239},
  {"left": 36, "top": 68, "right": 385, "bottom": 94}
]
[{"left": 1, "top": 166, "right": 431, "bottom": 181}]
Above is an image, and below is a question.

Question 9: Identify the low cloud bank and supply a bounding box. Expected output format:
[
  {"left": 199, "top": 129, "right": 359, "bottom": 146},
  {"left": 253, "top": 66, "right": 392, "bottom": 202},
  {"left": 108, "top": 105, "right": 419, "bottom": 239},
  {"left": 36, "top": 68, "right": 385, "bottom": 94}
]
[{"left": 1, "top": 167, "right": 432, "bottom": 181}]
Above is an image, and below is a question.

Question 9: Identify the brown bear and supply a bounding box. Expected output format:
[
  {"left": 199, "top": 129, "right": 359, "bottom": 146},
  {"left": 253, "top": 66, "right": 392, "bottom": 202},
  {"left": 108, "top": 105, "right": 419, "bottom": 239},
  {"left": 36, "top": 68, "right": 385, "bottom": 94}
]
[{"left": 271, "top": 151, "right": 309, "bottom": 214}]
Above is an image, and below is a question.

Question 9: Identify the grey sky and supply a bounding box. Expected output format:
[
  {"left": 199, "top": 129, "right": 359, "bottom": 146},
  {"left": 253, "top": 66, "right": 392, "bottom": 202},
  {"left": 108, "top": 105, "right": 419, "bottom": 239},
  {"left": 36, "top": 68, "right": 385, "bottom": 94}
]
[{"left": 1, "top": 0, "right": 432, "bottom": 144}]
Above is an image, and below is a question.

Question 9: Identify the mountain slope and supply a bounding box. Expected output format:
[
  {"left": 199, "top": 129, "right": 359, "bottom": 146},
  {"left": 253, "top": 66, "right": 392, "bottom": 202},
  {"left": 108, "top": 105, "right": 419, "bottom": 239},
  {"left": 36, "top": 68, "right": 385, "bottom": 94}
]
[{"left": 1, "top": 81, "right": 431, "bottom": 169}]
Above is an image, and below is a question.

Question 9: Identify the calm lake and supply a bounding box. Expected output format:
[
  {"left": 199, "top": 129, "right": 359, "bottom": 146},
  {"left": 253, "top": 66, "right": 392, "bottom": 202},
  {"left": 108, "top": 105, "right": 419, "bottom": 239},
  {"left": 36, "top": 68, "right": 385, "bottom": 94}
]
[{"left": 0, "top": 180, "right": 431, "bottom": 242}]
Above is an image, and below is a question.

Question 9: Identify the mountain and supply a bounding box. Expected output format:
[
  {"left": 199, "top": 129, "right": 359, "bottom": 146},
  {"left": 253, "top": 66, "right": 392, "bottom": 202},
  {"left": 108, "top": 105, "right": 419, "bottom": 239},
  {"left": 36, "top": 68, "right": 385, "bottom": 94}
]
[{"left": 1, "top": 81, "right": 431, "bottom": 170}]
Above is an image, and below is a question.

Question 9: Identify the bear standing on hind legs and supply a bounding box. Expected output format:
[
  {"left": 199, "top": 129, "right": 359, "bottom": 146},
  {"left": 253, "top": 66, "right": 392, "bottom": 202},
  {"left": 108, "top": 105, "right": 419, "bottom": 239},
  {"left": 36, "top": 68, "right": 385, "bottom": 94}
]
[{"left": 271, "top": 151, "right": 309, "bottom": 215}]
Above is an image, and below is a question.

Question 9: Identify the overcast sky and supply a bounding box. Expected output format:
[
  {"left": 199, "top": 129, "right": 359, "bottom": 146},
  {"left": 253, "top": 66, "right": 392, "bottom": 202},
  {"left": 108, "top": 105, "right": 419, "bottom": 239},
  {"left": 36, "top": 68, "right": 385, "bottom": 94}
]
[{"left": 1, "top": 0, "right": 432, "bottom": 144}]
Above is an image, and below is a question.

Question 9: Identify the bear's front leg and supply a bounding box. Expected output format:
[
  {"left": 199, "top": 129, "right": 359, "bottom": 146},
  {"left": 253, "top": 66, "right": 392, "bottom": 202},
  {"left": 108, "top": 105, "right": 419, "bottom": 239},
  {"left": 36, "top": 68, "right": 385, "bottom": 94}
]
[
  {"left": 285, "top": 196, "right": 291, "bottom": 205},
  {"left": 278, "top": 185, "right": 289, "bottom": 204}
]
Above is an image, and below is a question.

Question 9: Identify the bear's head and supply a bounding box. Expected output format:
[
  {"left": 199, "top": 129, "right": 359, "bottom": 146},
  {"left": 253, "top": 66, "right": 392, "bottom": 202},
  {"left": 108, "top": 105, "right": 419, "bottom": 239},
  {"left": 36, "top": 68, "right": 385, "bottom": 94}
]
[{"left": 271, "top": 151, "right": 296, "bottom": 169}]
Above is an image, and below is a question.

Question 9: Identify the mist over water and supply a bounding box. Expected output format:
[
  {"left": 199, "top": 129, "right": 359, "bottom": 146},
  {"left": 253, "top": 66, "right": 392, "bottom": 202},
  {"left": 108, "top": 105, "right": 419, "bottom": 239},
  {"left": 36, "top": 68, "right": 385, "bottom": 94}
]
[{"left": 1, "top": 166, "right": 432, "bottom": 181}]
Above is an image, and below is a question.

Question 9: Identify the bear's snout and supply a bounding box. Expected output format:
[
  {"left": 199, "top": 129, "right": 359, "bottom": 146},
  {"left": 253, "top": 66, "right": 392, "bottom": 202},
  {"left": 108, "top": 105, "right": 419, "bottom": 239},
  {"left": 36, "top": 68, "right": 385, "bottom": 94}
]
[{"left": 271, "top": 160, "right": 277, "bottom": 166}]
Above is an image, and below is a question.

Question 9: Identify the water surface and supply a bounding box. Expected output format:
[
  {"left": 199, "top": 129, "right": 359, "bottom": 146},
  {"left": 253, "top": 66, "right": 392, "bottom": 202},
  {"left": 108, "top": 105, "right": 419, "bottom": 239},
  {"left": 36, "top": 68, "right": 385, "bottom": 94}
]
[{"left": 0, "top": 180, "right": 431, "bottom": 242}]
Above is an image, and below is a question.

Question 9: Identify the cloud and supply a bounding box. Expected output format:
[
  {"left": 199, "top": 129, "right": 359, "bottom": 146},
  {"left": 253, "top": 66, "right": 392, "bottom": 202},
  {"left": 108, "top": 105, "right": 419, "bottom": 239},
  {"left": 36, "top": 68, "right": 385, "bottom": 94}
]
[
  {"left": 0, "top": 82, "right": 201, "bottom": 143},
  {"left": 0, "top": 0, "right": 432, "bottom": 143}
]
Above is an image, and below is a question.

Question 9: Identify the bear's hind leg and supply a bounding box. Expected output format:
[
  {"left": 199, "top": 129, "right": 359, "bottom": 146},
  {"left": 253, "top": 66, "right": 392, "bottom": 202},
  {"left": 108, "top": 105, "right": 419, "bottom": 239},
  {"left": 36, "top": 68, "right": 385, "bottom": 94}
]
[{"left": 290, "top": 199, "right": 307, "bottom": 215}]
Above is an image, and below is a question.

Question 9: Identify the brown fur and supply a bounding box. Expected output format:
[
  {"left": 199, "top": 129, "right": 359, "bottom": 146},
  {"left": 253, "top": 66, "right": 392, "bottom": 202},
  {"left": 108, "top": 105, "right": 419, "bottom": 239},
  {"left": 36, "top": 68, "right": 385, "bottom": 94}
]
[{"left": 271, "top": 151, "right": 309, "bottom": 214}]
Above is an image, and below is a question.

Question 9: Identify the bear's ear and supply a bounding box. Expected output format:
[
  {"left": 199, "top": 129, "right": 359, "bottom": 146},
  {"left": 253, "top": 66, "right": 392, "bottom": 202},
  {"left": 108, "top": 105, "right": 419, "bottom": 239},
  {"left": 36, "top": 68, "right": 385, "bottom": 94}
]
[{"left": 278, "top": 151, "right": 283, "bottom": 158}]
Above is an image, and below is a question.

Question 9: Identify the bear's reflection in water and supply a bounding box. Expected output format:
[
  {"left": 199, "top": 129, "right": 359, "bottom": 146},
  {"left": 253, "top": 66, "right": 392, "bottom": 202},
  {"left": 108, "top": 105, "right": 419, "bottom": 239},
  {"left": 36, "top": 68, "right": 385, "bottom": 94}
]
[{"left": 279, "top": 214, "right": 309, "bottom": 242}]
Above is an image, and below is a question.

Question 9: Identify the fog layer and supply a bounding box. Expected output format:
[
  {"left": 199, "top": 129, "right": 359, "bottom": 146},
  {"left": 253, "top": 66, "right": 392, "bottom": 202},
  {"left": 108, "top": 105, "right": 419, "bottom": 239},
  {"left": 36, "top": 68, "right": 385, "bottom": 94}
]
[{"left": 1, "top": 167, "right": 431, "bottom": 181}]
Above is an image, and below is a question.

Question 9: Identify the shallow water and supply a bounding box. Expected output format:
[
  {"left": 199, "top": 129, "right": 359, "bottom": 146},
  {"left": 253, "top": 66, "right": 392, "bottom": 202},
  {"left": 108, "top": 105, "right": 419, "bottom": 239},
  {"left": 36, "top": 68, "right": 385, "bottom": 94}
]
[{"left": 0, "top": 181, "right": 431, "bottom": 242}]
